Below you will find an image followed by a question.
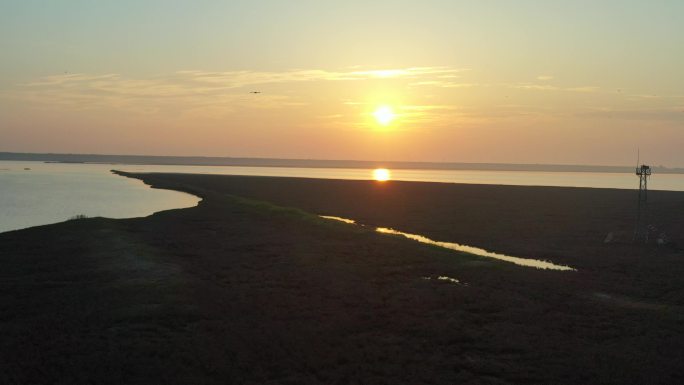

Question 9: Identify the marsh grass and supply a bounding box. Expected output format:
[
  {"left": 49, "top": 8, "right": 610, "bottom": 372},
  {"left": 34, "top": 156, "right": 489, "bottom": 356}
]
[{"left": 3, "top": 173, "right": 684, "bottom": 384}]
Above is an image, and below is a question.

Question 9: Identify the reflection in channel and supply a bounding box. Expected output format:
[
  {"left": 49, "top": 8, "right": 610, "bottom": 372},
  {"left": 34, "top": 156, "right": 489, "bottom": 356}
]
[
  {"left": 422, "top": 276, "right": 463, "bottom": 285},
  {"left": 320, "top": 215, "right": 356, "bottom": 224},
  {"left": 320, "top": 215, "right": 575, "bottom": 271}
]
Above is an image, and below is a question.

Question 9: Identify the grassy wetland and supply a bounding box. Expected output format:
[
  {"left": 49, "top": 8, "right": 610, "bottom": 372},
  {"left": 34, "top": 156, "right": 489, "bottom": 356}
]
[{"left": 2, "top": 172, "right": 684, "bottom": 384}]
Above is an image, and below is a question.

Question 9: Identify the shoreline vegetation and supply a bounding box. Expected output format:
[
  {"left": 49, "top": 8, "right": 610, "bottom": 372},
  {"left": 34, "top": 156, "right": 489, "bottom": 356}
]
[
  {"left": 2, "top": 151, "right": 684, "bottom": 174},
  {"left": 2, "top": 173, "right": 684, "bottom": 384}
]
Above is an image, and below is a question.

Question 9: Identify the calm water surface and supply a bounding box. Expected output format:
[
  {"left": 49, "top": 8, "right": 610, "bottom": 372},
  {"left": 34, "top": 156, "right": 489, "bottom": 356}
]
[
  {"left": 0, "top": 161, "right": 200, "bottom": 233},
  {"left": 111, "top": 163, "right": 684, "bottom": 191}
]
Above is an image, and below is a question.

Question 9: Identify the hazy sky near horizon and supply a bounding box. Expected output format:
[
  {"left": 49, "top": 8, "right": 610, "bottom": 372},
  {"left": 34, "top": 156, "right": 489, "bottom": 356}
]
[{"left": 2, "top": 1, "right": 683, "bottom": 166}]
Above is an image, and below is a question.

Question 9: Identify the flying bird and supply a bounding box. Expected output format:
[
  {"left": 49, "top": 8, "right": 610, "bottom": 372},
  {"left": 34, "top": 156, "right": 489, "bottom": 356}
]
[{"left": 249, "top": 91, "right": 261, "bottom": 94}]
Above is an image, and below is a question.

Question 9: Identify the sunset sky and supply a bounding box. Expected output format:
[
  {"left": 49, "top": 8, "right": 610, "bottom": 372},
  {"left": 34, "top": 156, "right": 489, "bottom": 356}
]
[{"left": 2, "top": 1, "right": 683, "bottom": 166}]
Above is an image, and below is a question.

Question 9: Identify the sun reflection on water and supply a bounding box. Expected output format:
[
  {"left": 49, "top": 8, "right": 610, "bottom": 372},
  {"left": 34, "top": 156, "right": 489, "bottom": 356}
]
[{"left": 372, "top": 168, "right": 391, "bottom": 181}]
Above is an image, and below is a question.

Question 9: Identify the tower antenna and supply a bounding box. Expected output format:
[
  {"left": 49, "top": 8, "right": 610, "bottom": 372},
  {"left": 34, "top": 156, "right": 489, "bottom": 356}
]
[{"left": 633, "top": 151, "right": 651, "bottom": 243}]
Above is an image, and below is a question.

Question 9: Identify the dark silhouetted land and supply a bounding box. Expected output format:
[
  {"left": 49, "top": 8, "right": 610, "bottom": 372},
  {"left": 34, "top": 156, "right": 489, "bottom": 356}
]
[{"left": 2, "top": 173, "right": 684, "bottom": 384}]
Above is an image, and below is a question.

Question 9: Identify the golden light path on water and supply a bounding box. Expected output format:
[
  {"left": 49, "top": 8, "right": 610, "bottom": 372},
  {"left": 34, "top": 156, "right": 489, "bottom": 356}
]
[
  {"left": 320, "top": 216, "right": 576, "bottom": 271},
  {"left": 372, "top": 168, "right": 391, "bottom": 181}
]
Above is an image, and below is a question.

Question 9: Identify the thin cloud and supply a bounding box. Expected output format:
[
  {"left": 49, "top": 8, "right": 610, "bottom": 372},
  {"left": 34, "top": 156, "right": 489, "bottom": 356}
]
[
  {"left": 576, "top": 107, "right": 684, "bottom": 121},
  {"left": 401, "top": 105, "right": 459, "bottom": 112},
  {"left": 9, "top": 66, "right": 470, "bottom": 112},
  {"left": 566, "top": 86, "right": 599, "bottom": 93},
  {"left": 409, "top": 81, "right": 477, "bottom": 88},
  {"left": 177, "top": 66, "right": 468, "bottom": 86},
  {"left": 510, "top": 83, "right": 599, "bottom": 93}
]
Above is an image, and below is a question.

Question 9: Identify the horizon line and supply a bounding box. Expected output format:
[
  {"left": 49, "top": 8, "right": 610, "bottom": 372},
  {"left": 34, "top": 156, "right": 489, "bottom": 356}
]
[{"left": 1, "top": 151, "right": 681, "bottom": 173}]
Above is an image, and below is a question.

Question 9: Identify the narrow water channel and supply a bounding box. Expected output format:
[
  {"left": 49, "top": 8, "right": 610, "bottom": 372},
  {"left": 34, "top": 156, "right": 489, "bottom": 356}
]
[{"left": 320, "top": 215, "right": 575, "bottom": 271}]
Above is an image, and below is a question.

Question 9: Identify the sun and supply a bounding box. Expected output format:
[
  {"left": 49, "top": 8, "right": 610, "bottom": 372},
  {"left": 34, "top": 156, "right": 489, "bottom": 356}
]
[
  {"left": 372, "top": 168, "right": 391, "bottom": 182},
  {"left": 373, "top": 105, "right": 396, "bottom": 126}
]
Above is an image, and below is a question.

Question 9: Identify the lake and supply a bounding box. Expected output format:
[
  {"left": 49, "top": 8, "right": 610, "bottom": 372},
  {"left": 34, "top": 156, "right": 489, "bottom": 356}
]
[
  {"left": 0, "top": 161, "right": 200, "bottom": 233},
  {"left": 2, "top": 160, "right": 683, "bottom": 233}
]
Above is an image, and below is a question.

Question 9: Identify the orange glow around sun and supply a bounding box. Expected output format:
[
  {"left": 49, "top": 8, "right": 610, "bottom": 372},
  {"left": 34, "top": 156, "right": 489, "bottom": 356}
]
[
  {"left": 373, "top": 105, "right": 396, "bottom": 126},
  {"left": 372, "top": 168, "right": 391, "bottom": 181}
]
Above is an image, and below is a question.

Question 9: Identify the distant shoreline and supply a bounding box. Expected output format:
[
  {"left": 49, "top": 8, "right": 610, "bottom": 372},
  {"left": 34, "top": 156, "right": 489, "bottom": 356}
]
[{"left": 2, "top": 151, "right": 683, "bottom": 174}]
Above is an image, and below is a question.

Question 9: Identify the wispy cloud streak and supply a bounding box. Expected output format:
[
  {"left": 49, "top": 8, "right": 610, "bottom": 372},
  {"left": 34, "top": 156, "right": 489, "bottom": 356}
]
[{"left": 6, "top": 66, "right": 469, "bottom": 112}]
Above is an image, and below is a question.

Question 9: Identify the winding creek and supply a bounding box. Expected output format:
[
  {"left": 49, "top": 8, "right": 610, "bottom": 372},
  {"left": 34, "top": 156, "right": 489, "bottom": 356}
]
[{"left": 321, "top": 215, "right": 576, "bottom": 271}]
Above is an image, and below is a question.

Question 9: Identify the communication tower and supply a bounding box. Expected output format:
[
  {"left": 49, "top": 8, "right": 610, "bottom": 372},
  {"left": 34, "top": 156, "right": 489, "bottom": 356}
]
[{"left": 633, "top": 164, "right": 651, "bottom": 242}]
